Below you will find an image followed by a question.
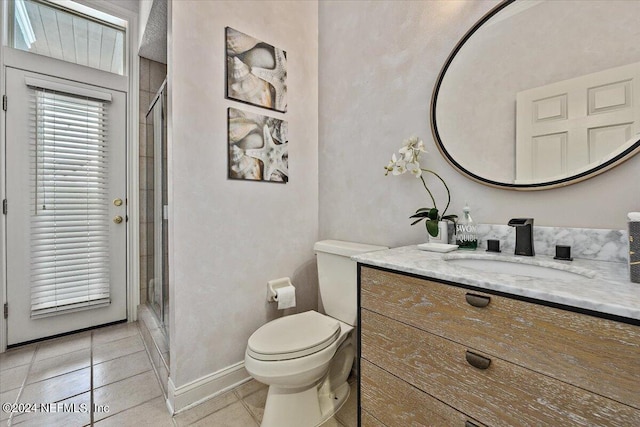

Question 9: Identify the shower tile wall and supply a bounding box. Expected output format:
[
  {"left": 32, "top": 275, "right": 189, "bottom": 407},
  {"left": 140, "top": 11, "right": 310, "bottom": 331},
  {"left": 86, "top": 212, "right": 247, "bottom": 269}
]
[{"left": 139, "top": 57, "right": 167, "bottom": 304}]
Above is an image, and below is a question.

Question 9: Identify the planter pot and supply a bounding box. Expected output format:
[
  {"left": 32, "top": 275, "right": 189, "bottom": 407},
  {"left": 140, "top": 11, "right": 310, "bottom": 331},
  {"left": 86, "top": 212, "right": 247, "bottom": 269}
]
[{"left": 428, "top": 221, "right": 449, "bottom": 244}]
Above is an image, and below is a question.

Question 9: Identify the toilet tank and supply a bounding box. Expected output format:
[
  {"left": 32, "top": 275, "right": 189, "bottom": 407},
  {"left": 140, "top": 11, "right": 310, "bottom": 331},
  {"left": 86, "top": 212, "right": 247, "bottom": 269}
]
[{"left": 314, "top": 240, "right": 388, "bottom": 326}]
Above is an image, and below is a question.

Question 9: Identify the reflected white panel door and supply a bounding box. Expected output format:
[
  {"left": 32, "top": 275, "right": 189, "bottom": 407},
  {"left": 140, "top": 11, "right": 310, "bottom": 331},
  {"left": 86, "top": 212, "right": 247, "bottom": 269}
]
[
  {"left": 516, "top": 61, "right": 640, "bottom": 182},
  {"left": 6, "top": 68, "right": 127, "bottom": 345}
]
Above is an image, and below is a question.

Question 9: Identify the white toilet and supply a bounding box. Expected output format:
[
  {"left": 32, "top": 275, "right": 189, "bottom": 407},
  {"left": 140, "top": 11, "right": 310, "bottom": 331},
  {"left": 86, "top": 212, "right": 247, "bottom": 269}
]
[{"left": 244, "top": 240, "right": 387, "bottom": 427}]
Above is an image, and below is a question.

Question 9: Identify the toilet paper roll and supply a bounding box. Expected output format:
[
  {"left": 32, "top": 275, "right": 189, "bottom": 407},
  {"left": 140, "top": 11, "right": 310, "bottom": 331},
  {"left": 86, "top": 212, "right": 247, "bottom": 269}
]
[{"left": 275, "top": 285, "right": 296, "bottom": 310}]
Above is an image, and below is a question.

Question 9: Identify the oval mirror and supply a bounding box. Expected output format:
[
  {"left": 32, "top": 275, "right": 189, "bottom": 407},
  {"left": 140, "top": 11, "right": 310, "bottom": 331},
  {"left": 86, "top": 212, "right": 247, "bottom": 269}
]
[{"left": 432, "top": 0, "right": 640, "bottom": 190}]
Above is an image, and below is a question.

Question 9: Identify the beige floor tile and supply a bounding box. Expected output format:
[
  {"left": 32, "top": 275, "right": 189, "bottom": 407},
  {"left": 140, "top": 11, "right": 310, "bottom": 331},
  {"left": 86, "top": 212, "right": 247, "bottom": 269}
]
[
  {"left": 0, "top": 345, "right": 36, "bottom": 371},
  {"left": 93, "top": 350, "right": 153, "bottom": 388},
  {"left": 0, "top": 364, "right": 29, "bottom": 393},
  {"left": 34, "top": 332, "right": 91, "bottom": 361},
  {"left": 190, "top": 400, "right": 258, "bottom": 427},
  {"left": 92, "top": 396, "right": 173, "bottom": 427},
  {"left": 1, "top": 388, "right": 20, "bottom": 422},
  {"left": 239, "top": 386, "right": 267, "bottom": 424},
  {"left": 92, "top": 322, "right": 141, "bottom": 345},
  {"left": 26, "top": 349, "right": 90, "bottom": 384},
  {"left": 11, "top": 391, "right": 90, "bottom": 427},
  {"left": 93, "top": 335, "right": 145, "bottom": 364},
  {"left": 321, "top": 416, "right": 345, "bottom": 427},
  {"left": 233, "top": 379, "right": 267, "bottom": 399},
  {"left": 174, "top": 390, "right": 238, "bottom": 427},
  {"left": 335, "top": 381, "right": 357, "bottom": 427},
  {"left": 92, "top": 371, "right": 162, "bottom": 422},
  {"left": 20, "top": 367, "right": 90, "bottom": 404}
]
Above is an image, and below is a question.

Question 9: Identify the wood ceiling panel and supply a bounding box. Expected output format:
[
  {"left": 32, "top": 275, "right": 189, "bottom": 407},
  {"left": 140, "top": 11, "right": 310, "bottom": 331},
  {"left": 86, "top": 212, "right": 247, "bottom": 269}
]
[
  {"left": 98, "top": 27, "right": 116, "bottom": 73},
  {"left": 73, "top": 17, "right": 89, "bottom": 67},
  {"left": 25, "top": 1, "right": 49, "bottom": 56},
  {"left": 56, "top": 11, "right": 76, "bottom": 63},
  {"left": 38, "top": 6, "right": 63, "bottom": 61},
  {"left": 18, "top": 0, "right": 125, "bottom": 76}
]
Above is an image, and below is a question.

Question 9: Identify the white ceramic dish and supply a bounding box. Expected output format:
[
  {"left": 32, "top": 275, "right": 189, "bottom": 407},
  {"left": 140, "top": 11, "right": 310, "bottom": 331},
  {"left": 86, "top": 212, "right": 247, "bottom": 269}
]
[{"left": 417, "top": 243, "right": 459, "bottom": 253}]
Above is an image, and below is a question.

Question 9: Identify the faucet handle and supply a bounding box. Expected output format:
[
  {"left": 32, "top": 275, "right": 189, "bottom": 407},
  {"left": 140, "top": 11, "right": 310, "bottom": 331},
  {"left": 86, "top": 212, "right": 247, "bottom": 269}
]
[{"left": 508, "top": 218, "right": 534, "bottom": 227}]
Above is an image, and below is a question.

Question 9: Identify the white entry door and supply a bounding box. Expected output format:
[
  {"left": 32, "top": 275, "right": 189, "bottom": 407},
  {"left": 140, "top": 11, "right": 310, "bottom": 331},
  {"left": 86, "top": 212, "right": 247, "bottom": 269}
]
[{"left": 6, "top": 68, "right": 127, "bottom": 345}]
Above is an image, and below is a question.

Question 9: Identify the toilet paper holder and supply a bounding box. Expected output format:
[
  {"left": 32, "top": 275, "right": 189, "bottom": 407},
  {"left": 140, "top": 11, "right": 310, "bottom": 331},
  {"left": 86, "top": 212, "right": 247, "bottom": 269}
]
[{"left": 267, "top": 277, "right": 294, "bottom": 302}]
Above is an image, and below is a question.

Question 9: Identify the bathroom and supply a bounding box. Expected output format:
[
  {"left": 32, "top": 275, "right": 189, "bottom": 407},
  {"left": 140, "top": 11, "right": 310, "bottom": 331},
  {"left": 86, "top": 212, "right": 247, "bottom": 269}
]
[{"left": 1, "top": 0, "right": 639, "bottom": 426}]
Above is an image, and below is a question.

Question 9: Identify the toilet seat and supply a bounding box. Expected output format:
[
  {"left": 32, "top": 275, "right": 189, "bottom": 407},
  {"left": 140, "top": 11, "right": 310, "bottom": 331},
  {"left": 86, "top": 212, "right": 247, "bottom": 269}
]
[{"left": 247, "top": 311, "right": 340, "bottom": 361}]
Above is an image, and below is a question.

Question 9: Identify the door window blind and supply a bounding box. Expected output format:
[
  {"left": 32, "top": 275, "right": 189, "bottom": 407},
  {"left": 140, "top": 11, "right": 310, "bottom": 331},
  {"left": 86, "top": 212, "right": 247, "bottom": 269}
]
[{"left": 29, "top": 87, "right": 111, "bottom": 317}]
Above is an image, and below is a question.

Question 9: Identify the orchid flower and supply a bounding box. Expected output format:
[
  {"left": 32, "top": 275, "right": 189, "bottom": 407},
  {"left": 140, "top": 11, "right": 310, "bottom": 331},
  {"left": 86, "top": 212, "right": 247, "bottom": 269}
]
[{"left": 384, "top": 136, "right": 456, "bottom": 237}]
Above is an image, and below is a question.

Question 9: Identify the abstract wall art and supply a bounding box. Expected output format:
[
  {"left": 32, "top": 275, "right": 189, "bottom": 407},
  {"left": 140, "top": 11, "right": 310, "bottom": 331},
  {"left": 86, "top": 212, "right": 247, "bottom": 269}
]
[
  {"left": 227, "top": 107, "right": 288, "bottom": 183},
  {"left": 225, "top": 27, "right": 287, "bottom": 113}
]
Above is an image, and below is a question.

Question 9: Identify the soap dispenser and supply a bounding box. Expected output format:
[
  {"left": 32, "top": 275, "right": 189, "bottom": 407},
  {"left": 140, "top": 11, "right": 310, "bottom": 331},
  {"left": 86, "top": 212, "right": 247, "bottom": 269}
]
[{"left": 456, "top": 204, "right": 478, "bottom": 250}]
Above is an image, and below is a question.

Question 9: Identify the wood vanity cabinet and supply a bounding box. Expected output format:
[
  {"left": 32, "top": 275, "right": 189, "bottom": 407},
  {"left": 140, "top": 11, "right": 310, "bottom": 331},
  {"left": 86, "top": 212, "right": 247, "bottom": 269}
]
[{"left": 358, "top": 266, "right": 640, "bottom": 427}]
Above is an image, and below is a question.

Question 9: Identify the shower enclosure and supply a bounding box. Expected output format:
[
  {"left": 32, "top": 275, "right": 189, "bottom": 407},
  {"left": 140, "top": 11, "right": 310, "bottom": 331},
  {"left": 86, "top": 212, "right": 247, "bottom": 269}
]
[{"left": 145, "top": 80, "right": 169, "bottom": 336}]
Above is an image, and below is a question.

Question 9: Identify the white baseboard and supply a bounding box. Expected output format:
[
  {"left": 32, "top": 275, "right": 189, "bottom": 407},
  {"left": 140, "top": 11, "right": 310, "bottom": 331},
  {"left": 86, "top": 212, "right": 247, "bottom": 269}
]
[{"left": 168, "top": 361, "right": 251, "bottom": 414}]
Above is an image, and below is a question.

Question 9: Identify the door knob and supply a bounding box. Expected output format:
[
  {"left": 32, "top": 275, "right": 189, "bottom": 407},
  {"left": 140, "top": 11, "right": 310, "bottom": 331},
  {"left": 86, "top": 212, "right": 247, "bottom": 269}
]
[
  {"left": 113, "top": 215, "right": 123, "bottom": 224},
  {"left": 113, "top": 198, "right": 123, "bottom": 206}
]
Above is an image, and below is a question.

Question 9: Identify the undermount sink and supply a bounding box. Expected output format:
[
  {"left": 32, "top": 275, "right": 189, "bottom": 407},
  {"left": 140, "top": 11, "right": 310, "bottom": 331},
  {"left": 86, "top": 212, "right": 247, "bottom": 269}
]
[{"left": 444, "top": 256, "right": 595, "bottom": 280}]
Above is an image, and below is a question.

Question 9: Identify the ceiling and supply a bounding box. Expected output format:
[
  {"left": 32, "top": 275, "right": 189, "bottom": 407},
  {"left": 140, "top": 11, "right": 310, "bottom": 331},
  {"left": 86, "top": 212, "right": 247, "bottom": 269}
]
[{"left": 138, "top": 0, "right": 167, "bottom": 64}]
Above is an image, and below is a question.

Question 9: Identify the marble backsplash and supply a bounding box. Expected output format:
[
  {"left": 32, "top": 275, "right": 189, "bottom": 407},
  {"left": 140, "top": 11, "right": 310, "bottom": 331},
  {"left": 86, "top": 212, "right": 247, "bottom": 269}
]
[{"left": 476, "top": 224, "right": 629, "bottom": 264}]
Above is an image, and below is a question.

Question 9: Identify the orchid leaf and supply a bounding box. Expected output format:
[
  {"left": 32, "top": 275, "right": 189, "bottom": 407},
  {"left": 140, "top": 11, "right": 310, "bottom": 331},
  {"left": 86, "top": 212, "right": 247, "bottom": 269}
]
[
  {"left": 427, "top": 208, "right": 439, "bottom": 221},
  {"left": 409, "top": 211, "right": 430, "bottom": 219},
  {"left": 425, "top": 219, "right": 439, "bottom": 237},
  {"left": 410, "top": 217, "right": 426, "bottom": 226},
  {"left": 442, "top": 214, "right": 458, "bottom": 222}
]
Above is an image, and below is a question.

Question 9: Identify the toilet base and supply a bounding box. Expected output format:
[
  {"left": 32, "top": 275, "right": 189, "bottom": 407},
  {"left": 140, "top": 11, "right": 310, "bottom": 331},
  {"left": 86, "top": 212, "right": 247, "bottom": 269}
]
[
  {"left": 260, "top": 380, "right": 351, "bottom": 427},
  {"left": 259, "top": 341, "right": 354, "bottom": 427},
  {"left": 319, "top": 381, "right": 350, "bottom": 422},
  {"left": 261, "top": 384, "right": 321, "bottom": 427}
]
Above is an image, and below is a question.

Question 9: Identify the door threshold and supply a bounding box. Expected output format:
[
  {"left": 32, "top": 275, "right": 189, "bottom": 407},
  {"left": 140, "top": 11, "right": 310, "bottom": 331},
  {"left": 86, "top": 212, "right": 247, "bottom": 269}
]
[{"left": 7, "top": 319, "right": 127, "bottom": 349}]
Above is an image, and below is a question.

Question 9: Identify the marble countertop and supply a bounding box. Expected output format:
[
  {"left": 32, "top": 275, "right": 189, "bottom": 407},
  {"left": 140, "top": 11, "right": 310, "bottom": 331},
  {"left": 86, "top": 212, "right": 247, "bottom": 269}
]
[{"left": 353, "top": 245, "right": 640, "bottom": 321}]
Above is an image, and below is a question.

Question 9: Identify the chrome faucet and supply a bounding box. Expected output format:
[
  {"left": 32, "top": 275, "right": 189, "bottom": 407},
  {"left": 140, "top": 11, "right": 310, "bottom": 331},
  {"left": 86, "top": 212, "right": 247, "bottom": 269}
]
[{"left": 508, "top": 218, "right": 535, "bottom": 256}]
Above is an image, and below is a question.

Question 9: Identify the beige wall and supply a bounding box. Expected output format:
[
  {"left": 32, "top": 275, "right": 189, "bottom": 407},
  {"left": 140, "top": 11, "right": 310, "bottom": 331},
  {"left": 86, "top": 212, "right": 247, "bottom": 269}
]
[
  {"left": 169, "top": 1, "right": 319, "bottom": 387},
  {"left": 318, "top": 0, "right": 640, "bottom": 250},
  {"left": 166, "top": 0, "right": 640, "bottom": 398}
]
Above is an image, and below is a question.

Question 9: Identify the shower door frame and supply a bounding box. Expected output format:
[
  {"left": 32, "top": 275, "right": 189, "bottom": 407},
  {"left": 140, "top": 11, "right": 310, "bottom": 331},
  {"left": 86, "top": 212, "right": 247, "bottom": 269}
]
[{"left": 146, "top": 80, "right": 169, "bottom": 331}]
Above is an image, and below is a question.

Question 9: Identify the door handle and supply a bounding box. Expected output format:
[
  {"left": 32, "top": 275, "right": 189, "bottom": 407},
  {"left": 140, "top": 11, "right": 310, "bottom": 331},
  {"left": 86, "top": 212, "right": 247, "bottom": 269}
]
[
  {"left": 465, "top": 350, "right": 491, "bottom": 370},
  {"left": 113, "top": 215, "right": 123, "bottom": 224},
  {"left": 465, "top": 293, "right": 491, "bottom": 308},
  {"left": 113, "top": 198, "right": 123, "bottom": 206}
]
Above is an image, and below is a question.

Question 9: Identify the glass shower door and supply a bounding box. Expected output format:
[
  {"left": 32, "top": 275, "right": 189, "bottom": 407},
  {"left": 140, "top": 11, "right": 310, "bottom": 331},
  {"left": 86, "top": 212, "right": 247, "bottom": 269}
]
[{"left": 146, "top": 81, "right": 169, "bottom": 335}]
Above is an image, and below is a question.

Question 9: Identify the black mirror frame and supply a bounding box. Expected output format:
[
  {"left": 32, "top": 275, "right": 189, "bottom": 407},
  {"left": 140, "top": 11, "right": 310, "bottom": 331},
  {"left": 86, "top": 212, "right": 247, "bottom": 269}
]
[{"left": 430, "top": 0, "right": 640, "bottom": 191}]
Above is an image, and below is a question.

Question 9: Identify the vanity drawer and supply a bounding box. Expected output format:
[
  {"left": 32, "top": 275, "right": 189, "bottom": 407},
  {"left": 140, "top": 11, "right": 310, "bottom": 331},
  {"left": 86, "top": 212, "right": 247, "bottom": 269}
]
[
  {"left": 361, "top": 309, "right": 640, "bottom": 426},
  {"left": 360, "top": 266, "right": 640, "bottom": 408},
  {"left": 361, "top": 359, "right": 483, "bottom": 427},
  {"left": 361, "top": 410, "right": 385, "bottom": 427}
]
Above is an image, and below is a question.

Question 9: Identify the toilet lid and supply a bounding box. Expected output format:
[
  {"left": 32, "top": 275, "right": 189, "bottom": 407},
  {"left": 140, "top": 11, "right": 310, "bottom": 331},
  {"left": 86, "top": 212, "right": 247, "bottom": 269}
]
[{"left": 247, "top": 311, "right": 341, "bottom": 361}]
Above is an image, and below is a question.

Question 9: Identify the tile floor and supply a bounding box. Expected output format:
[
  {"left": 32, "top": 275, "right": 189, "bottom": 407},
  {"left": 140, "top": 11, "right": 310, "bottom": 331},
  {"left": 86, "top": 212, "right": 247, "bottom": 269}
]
[{"left": 0, "top": 322, "right": 357, "bottom": 426}]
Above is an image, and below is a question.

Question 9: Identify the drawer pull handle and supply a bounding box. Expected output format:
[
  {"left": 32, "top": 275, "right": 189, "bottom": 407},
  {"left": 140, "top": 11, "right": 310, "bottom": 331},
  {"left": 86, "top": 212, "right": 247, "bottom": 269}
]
[
  {"left": 465, "top": 293, "right": 490, "bottom": 308},
  {"left": 465, "top": 422, "right": 480, "bottom": 427},
  {"left": 465, "top": 350, "right": 491, "bottom": 370}
]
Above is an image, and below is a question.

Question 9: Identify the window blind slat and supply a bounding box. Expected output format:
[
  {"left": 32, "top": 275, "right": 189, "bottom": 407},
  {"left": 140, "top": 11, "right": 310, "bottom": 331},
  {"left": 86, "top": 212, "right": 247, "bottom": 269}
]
[
  {"left": 30, "top": 88, "right": 111, "bottom": 317},
  {"left": 32, "top": 259, "right": 108, "bottom": 272}
]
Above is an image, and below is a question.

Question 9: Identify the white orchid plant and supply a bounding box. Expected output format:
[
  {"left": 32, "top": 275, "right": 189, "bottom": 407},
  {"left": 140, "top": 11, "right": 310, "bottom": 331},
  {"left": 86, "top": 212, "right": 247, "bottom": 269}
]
[{"left": 384, "top": 136, "right": 456, "bottom": 237}]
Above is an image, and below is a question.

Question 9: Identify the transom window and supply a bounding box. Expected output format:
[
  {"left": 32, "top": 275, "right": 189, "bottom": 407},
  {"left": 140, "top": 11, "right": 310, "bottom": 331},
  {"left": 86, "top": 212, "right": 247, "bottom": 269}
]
[{"left": 11, "top": 0, "right": 127, "bottom": 75}]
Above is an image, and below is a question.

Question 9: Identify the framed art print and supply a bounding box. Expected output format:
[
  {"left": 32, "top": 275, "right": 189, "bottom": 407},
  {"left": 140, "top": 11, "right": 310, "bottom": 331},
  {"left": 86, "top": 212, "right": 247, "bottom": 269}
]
[
  {"left": 228, "top": 107, "right": 288, "bottom": 183},
  {"left": 226, "top": 27, "right": 288, "bottom": 113}
]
